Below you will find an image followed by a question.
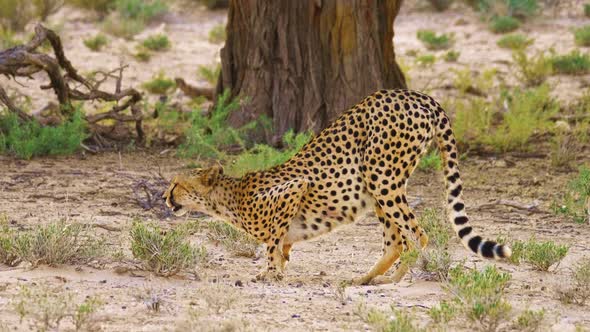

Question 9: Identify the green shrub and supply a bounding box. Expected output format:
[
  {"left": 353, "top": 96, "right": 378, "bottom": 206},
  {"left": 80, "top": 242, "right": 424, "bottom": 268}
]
[
  {"left": 141, "top": 33, "right": 170, "bottom": 51},
  {"left": 66, "top": 0, "right": 115, "bottom": 14},
  {"left": 205, "top": 221, "right": 258, "bottom": 257},
  {"left": 142, "top": 72, "right": 175, "bottom": 94},
  {"left": 417, "top": 209, "right": 453, "bottom": 280},
  {"left": 585, "top": 4, "right": 590, "bottom": 18},
  {"left": 0, "top": 0, "right": 35, "bottom": 31},
  {"left": 512, "top": 50, "right": 552, "bottom": 86},
  {"left": 416, "top": 54, "right": 436, "bottom": 66},
  {"left": 114, "top": 0, "right": 166, "bottom": 21},
  {"left": 0, "top": 220, "right": 104, "bottom": 267},
  {"left": 550, "top": 50, "right": 590, "bottom": 75},
  {"left": 417, "top": 30, "right": 453, "bottom": 50},
  {"left": 497, "top": 34, "right": 533, "bottom": 49},
  {"left": 489, "top": 16, "right": 521, "bottom": 34},
  {"left": 208, "top": 23, "right": 225, "bottom": 44},
  {"left": 501, "top": 237, "right": 569, "bottom": 271},
  {"left": 484, "top": 85, "right": 557, "bottom": 152},
  {"left": 418, "top": 150, "right": 442, "bottom": 172},
  {"left": 0, "top": 110, "right": 87, "bottom": 159},
  {"left": 130, "top": 220, "right": 206, "bottom": 276},
  {"left": 574, "top": 25, "right": 590, "bottom": 47},
  {"left": 447, "top": 265, "right": 512, "bottom": 332},
  {"left": 476, "top": 0, "right": 538, "bottom": 18},
  {"left": 551, "top": 129, "right": 578, "bottom": 169},
  {"left": 443, "top": 50, "right": 460, "bottom": 62},
  {"left": 358, "top": 304, "right": 424, "bottom": 332},
  {"left": 553, "top": 165, "right": 590, "bottom": 223},
  {"left": 83, "top": 34, "right": 108, "bottom": 51},
  {"left": 133, "top": 46, "right": 151, "bottom": 61},
  {"left": 225, "top": 130, "right": 312, "bottom": 176},
  {"left": 178, "top": 90, "right": 248, "bottom": 158}
]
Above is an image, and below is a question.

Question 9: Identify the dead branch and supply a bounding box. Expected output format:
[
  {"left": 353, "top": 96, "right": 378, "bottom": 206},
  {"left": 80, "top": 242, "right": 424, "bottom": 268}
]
[
  {"left": 175, "top": 78, "right": 214, "bottom": 100},
  {"left": 476, "top": 199, "right": 546, "bottom": 214},
  {"left": 0, "top": 24, "right": 144, "bottom": 145}
]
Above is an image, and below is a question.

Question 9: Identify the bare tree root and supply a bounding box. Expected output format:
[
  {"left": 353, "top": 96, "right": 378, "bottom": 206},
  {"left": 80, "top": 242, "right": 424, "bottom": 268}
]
[{"left": 0, "top": 24, "right": 144, "bottom": 147}]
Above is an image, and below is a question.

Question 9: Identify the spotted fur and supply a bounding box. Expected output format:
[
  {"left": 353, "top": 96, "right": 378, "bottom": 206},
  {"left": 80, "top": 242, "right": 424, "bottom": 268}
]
[{"left": 163, "top": 89, "right": 511, "bottom": 283}]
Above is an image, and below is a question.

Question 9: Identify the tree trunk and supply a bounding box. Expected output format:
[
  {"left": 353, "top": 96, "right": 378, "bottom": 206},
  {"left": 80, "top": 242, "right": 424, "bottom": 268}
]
[{"left": 217, "top": 0, "right": 407, "bottom": 145}]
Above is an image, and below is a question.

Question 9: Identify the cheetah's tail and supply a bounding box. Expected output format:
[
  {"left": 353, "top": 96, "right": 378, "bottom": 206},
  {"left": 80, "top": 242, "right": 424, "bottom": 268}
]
[{"left": 434, "top": 113, "right": 511, "bottom": 260}]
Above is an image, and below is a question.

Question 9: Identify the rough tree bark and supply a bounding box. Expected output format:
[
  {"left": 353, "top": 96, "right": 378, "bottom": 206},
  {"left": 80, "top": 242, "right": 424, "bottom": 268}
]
[{"left": 217, "top": 0, "right": 407, "bottom": 144}]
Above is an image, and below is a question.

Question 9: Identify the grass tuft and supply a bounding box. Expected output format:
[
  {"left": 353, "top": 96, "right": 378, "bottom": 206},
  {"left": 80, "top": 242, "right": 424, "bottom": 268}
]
[
  {"left": 0, "top": 220, "right": 105, "bottom": 267},
  {"left": 443, "top": 50, "right": 460, "bottom": 62},
  {"left": 489, "top": 16, "right": 520, "bottom": 34},
  {"left": 197, "top": 64, "right": 221, "bottom": 85},
  {"left": 550, "top": 50, "right": 590, "bottom": 75},
  {"left": 418, "top": 150, "right": 442, "bottom": 172},
  {"left": 141, "top": 34, "right": 170, "bottom": 51},
  {"left": 574, "top": 25, "right": 590, "bottom": 47},
  {"left": 142, "top": 72, "right": 176, "bottom": 94},
  {"left": 499, "top": 237, "right": 569, "bottom": 271},
  {"left": 512, "top": 50, "right": 552, "bottom": 86},
  {"left": 513, "top": 309, "right": 545, "bottom": 332},
  {"left": 130, "top": 220, "right": 207, "bottom": 276},
  {"left": 417, "top": 30, "right": 453, "bottom": 50},
  {"left": 497, "top": 34, "right": 533, "bottom": 50},
  {"left": 83, "top": 34, "right": 108, "bottom": 51}
]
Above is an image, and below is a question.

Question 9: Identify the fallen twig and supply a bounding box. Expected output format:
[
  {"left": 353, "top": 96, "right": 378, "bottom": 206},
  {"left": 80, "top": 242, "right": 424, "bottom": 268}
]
[{"left": 476, "top": 199, "right": 546, "bottom": 214}]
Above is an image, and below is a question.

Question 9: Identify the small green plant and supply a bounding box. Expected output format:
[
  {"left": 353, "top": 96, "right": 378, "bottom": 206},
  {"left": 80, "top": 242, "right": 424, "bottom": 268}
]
[
  {"left": 554, "top": 165, "right": 590, "bottom": 223},
  {"left": 485, "top": 85, "right": 557, "bottom": 152},
  {"left": 115, "top": 0, "right": 167, "bottom": 21},
  {"left": 417, "top": 208, "right": 453, "bottom": 280},
  {"left": 417, "top": 150, "right": 442, "bottom": 172},
  {"left": 557, "top": 258, "right": 590, "bottom": 305},
  {"left": 475, "top": 0, "right": 538, "bottom": 19},
  {"left": 178, "top": 90, "right": 251, "bottom": 158},
  {"left": 443, "top": 50, "right": 460, "bottom": 62},
  {"left": 197, "top": 64, "right": 221, "bottom": 85},
  {"left": 141, "top": 34, "right": 170, "bottom": 51},
  {"left": 447, "top": 265, "right": 512, "bottom": 332},
  {"left": 489, "top": 16, "right": 520, "bottom": 34},
  {"left": 225, "top": 129, "right": 312, "bottom": 176},
  {"left": 416, "top": 54, "right": 436, "bottom": 66},
  {"left": 551, "top": 129, "right": 578, "bottom": 169},
  {"left": 550, "top": 50, "right": 590, "bottom": 75},
  {"left": 574, "top": 25, "right": 590, "bottom": 47},
  {"left": 0, "top": 110, "right": 87, "bottom": 159},
  {"left": 130, "top": 220, "right": 207, "bottom": 276},
  {"left": 429, "top": 300, "right": 457, "bottom": 324},
  {"left": 142, "top": 72, "right": 176, "bottom": 94},
  {"left": 205, "top": 221, "right": 259, "bottom": 258},
  {"left": 512, "top": 50, "right": 552, "bottom": 86},
  {"left": 0, "top": 220, "right": 104, "bottom": 267},
  {"left": 497, "top": 34, "right": 533, "bottom": 49},
  {"left": 208, "top": 23, "right": 225, "bottom": 44},
  {"left": 83, "top": 34, "right": 108, "bottom": 51},
  {"left": 585, "top": 4, "right": 590, "bottom": 18},
  {"left": 417, "top": 30, "right": 453, "bottom": 50},
  {"left": 133, "top": 46, "right": 151, "bottom": 61},
  {"left": 513, "top": 309, "right": 545, "bottom": 332},
  {"left": 501, "top": 237, "right": 569, "bottom": 271}
]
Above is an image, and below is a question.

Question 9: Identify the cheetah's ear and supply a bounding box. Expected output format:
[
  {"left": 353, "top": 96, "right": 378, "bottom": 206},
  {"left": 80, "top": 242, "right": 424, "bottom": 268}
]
[{"left": 201, "top": 164, "right": 224, "bottom": 187}]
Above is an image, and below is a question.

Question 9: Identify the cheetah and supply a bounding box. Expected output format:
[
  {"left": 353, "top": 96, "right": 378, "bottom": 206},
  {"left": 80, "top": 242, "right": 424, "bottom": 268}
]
[{"left": 163, "top": 89, "right": 511, "bottom": 284}]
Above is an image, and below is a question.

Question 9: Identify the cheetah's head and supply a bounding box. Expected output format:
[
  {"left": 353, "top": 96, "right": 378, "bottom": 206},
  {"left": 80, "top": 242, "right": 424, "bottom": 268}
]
[{"left": 163, "top": 165, "right": 223, "bottom": 217}]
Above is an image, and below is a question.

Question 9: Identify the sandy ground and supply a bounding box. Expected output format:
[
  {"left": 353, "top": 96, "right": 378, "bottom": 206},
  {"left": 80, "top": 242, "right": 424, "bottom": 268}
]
[{"left": 1, "top": 1, "right": 590, "bottom": 331}]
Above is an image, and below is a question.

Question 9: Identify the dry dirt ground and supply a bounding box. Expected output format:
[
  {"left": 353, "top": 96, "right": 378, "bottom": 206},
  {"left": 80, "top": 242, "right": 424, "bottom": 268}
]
[{"left": 1, "top": 1, "right": 590, "bottom": 331}]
